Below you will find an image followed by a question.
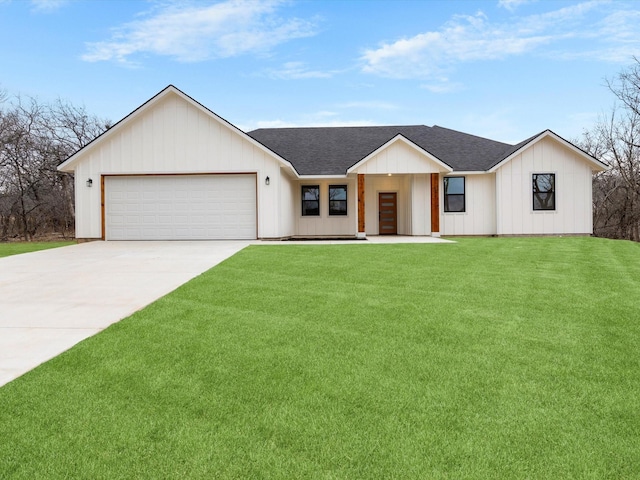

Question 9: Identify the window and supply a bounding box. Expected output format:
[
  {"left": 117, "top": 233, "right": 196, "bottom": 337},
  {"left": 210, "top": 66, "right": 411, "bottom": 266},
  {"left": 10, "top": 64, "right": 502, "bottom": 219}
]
[
  {"left": 329, "top": 185, "right": 347, "bottom": 216},
  {"left": 444, "top": 177, "right": 465, "bottom": 212},
  {"left": 301, "top": 185, "right": 320, "bottom": 216},
  {"left": 532, "top": 173, "right": 555, "bottom": 211}
]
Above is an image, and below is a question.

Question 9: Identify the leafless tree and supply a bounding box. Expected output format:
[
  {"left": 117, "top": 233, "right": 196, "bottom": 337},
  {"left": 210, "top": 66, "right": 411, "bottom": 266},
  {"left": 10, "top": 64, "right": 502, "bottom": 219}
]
[
  {"left": 580, "top": 59, "right": 640, "bottom": 241},
  {"left": 0, "top": 92, "right": 109, "bottom": 240}
]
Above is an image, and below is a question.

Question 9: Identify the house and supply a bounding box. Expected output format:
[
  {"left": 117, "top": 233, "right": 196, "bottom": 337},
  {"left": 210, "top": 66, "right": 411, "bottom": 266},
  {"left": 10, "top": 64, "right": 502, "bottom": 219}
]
[{"left": 57, "top": 85, "right": 608, "bottom": 241}]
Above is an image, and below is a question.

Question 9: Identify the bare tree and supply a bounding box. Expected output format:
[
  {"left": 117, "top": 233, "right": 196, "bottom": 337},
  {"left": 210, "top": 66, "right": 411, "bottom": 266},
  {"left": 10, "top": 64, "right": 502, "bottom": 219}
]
[
  {"left": 580, "top": 59, "right": 640, "bottom": 241},
  {"left": 0, "top": 93, "right": 109, "bottom": 240},
  {"left": 42, "top": 98, "right": 111, "bottom": 235}
]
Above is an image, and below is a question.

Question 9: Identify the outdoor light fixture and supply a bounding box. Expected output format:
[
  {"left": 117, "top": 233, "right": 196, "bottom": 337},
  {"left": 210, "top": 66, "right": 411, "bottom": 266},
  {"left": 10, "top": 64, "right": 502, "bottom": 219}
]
[
  {"left": 86, "top": 178, "right": 93, "bottom": 187},
  {"left": 265, "top": 176, "right": 270, "bottom": 185}
]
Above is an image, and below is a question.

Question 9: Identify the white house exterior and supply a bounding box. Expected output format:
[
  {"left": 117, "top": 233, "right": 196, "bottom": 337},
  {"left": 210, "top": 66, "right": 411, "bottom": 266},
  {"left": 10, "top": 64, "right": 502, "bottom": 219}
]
[{"left": 58, "top": 86, "right": 608, "bottom": 241}]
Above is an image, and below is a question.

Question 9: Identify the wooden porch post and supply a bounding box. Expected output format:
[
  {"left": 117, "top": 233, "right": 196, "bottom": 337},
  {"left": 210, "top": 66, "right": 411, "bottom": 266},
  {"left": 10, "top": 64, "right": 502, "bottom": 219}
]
[
  {"left": 357, "top": 174, "right": 366, "bottom": 238},
  {"left": 430, "top": 173, "right": 440, "bottom": 237}
]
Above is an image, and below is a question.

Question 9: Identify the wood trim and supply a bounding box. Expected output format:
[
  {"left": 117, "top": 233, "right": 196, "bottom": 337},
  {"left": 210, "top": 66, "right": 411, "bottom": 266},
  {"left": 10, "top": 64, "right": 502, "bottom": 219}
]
[
  {"left": 254, "top": 173, "right": 259, "bottom": 239},
  {"left": 357, "top": 174, "right": 365, "bottom": 233},
  {"left": 430, "top": 173, "right": 439, "bottom": 233},
  {"left": 100, "top": 175, "right": 105, "bottom": 240}
]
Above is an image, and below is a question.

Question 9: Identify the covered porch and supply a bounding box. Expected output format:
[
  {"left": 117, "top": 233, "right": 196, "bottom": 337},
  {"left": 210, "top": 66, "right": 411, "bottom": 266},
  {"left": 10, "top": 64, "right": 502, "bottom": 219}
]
[
  {"left": 352, "top": 173, "right": 443, "bottom": 237},
  {"left": 348, "top": 134, "right": 452, "bottom": 238}
]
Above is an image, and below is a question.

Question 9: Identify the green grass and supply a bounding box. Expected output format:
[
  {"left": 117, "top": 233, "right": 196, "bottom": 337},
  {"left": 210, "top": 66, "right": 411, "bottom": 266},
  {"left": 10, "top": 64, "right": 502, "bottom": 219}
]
[
  {"left": 0, "top": 241, "right": 74, "bottom": 258},
  {"left": 1, "top": 237, "right": 639, "bottom": 479}
]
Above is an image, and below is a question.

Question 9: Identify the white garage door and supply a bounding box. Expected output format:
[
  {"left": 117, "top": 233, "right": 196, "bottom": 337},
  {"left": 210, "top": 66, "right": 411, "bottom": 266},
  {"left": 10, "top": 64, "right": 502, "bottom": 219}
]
[{"left": 105, "top": 175, "right": 256, "bottom": 240}]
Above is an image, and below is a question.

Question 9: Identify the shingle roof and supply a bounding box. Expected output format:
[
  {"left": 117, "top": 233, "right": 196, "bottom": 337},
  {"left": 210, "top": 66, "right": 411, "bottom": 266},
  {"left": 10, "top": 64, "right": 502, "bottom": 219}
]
[{"left": 248, "top": 124, "right": 517, "bottom": 175}]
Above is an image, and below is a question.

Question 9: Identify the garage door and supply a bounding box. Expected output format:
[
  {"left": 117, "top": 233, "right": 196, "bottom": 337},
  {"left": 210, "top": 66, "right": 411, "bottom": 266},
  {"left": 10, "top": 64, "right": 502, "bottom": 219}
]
[{"left": 105, "top": 175, "right": 256, "bottom": 240}]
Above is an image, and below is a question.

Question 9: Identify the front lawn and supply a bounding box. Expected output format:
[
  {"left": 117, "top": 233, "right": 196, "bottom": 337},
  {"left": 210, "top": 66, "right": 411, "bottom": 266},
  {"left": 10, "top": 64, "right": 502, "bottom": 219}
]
[
  {"left": 0, "top": 237, "right": 638, "bottom": 478},
  {"left": 0, "top": 241, "right": 74, "bottom": 258}
]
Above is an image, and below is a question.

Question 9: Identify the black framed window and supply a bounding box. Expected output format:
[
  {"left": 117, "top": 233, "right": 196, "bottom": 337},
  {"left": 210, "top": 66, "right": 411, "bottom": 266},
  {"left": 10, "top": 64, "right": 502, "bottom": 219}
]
[
  {"left": 533, "top": 173, "right": 555, "bottom": 210},
  {"left": 329, "top": 185, "right": 347, "bottom": 216},
  {"left": 444, "top": 177, "right": 465, "bottom": 212},
  {"left": 301, "top": 185, "right": 320, "bottom": 216}
]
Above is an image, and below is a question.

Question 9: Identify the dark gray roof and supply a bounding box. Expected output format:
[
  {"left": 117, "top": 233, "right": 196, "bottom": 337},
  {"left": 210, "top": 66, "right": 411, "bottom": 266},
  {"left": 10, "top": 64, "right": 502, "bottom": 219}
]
[{"left": 248, "top": 124, "right": 517, "bottom": 175}]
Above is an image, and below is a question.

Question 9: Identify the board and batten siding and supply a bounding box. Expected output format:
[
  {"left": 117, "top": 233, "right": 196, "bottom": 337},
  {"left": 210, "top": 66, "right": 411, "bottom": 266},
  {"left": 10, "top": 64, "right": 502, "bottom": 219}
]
[
  {"left": 294, "top": 179, "right": 357, "bottom": 236},
  {"left": 353, "top": 140, "right": 444, "bottom": 175},
  {"left": 441, "top": 174, "right": 497, "bottom": 236},
  {"left": 278, "top": 173, "right": 297, "bottom": 238},
  {"left": 410, "top": 174, "right": 432, "bottom": 235},
  {"left": 495, "top": 137, "right": 593, "bottom": 235},
  {"left": 73, "top": 92, "right": 287, "bottom": 239}
]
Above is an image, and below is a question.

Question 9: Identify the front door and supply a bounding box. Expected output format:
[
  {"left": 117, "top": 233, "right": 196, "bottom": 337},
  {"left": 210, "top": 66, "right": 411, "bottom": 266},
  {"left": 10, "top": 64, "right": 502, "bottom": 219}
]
[{"left": 378, "top": 192, "right": 397, "bottom": 235}]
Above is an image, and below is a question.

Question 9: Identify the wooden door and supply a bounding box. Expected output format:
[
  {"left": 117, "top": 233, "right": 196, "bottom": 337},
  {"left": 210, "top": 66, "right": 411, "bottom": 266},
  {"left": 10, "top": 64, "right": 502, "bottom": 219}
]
[{"left": 378, "top": 192, "right": 397, "bottom": 235}]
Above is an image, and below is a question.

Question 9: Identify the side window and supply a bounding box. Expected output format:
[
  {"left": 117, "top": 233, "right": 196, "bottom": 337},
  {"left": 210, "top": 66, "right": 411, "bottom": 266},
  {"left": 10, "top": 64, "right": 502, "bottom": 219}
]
[
  {"left": 301, "top": 185, "right": 320, "bottom": 216},
  {"left": 444, "top": 177, "right": 465, "bottom": 212},
  {"left": 533, "top": 173, "right": 555, "bottom": 210},
  {"left": 329, "top": 185, "right": 347, "bottom": 216}
]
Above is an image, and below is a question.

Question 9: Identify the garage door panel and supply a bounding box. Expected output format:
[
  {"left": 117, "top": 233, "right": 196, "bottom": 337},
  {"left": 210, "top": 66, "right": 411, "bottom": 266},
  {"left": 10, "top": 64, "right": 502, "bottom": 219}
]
[{"left": 105, "top": 175, "right": 256, "bottom": 240}]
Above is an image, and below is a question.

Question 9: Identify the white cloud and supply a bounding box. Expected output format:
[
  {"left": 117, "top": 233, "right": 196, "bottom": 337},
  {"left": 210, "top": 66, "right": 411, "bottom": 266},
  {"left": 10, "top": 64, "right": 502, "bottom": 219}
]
[
  {"left": 361, "top": 10, "right": 555, "bottom": 80},
  {"left": 266, "top": 61, "right": 334, "bottom": 79},
  {"left": 28, "top": 0, "right": 69, "bottom": 12},
  {"left": 82, "top": 0, "right": 318, "bottom": 64},
  {"left": 420, "top": 82, "right": 464, "bottom": 94},
  {"left": 361, "top": 1, "right": 639, "bottom": 82},
  {"left": 497, "top": 0, "right": 535, "bottom": 11}
]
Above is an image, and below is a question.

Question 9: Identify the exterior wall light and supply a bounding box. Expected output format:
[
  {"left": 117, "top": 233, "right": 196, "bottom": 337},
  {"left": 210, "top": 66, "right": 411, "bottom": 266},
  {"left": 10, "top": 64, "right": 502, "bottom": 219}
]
[
  {"left": 86, "top": 178, "right": 93, "bottom": 187},
  {"left": 265, "top": 176, "right": 270, "bottom": 185}
]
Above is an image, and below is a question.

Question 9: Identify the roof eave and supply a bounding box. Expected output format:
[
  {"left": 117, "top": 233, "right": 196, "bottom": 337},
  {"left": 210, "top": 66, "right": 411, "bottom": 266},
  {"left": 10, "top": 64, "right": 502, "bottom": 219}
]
[
  {"left": 346, "top": 134, "right": 453, "bottom": 174},
  {"left": 488, "top": 130, "right": 609, "bottom": 173},
  {"left": 57, "top": 85, "right": 299, "bottom": 178}
]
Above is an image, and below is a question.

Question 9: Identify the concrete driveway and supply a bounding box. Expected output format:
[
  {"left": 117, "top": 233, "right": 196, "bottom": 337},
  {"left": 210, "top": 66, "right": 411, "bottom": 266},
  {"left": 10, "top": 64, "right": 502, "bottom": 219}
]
[{"left": 0, "top": 241, "right": 251, "bottom": 387}]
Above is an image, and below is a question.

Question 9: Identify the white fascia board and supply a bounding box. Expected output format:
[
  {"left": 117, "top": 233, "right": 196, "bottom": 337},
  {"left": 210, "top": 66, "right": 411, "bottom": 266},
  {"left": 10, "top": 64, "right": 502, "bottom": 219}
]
[
  {"left": 488, "top": 130, "right": 608, "bottom": 173},
  {"left": 297, "top": 175, "right": 348, "bottom": 180},
  {"left": 57, "top": 85, "right": 299, "bottom": 178},
  {"left": 444, "top": 171, "right": 489, "bottom": 176},
  {"left": 346, "top": 134, "right": 453, "bottom": 174}
]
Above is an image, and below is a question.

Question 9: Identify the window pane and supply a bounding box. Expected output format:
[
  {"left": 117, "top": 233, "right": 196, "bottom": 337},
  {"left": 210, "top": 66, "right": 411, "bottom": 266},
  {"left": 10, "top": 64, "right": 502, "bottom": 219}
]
[
  {"left": 303, "top": 202, "right": 319, "bottom": 216},
  {"left": 444, "top": 177, "right": 465, "bottom": 212},
  {"left": 302, "top": 186, "right": 319, "bottom": 200},
  {"left": 533, "top": 174, "right": 555, "bottom": 210},
  {"left": 444, "top": 177, "right": 464, "bottom": 195},
  {"left": 533, "top": 174, "right": 554, "bottom": 193},
  {"left": 533, "top": 193, "right": 555, "bottom": 210},
  {"left": 329, "top": 201, "right": 347, "bottom": 215},
  {"left": 329, "top": 185, "right": 347, "bottom": 201},
  {"left": 445, "top": 194, "right": 465, "bottom": 212},
  {"left": 329, "top": 185, "right": 347, "bottom": 216},
  {"left": 302, "top": 186, "right": 320, "bottom": 216}
]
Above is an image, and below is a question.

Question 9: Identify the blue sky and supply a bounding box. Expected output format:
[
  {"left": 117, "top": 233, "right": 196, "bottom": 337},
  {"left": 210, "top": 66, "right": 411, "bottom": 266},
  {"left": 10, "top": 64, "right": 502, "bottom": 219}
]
[{"left": 1, "top": 0, "right": 639, "bottom": 144}]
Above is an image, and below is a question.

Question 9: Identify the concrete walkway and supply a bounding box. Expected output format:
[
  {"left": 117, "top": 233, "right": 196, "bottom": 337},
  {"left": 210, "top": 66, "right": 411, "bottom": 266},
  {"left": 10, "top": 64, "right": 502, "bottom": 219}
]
[
  {"left": 260, "top": 235, "right": 454, "bottom": 245},
  {"left": 0, "top": 241, "right": 250, "bottom": 387}
]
